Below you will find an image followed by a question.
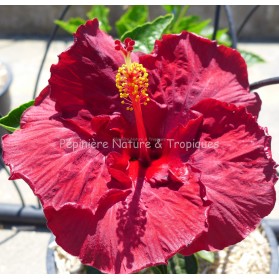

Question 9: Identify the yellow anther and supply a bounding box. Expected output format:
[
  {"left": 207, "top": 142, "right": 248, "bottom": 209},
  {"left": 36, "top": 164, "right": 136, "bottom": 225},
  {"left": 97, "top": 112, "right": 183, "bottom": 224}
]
[{"left": 115, "top": 62, "right": 150, "bottom": 111}]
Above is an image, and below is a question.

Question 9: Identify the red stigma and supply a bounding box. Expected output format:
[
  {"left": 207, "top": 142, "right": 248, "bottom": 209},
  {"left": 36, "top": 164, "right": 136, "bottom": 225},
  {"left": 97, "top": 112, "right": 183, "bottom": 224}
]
[{"left": 114, "top": 38, "right": 135, "bottom": 56}]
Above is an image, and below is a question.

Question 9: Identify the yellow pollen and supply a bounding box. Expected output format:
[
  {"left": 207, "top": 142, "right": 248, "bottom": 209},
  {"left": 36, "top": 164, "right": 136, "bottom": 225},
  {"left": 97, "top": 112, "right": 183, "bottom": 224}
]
[{"left": 116, "top": 62, "right": 149, "bottom": 110}]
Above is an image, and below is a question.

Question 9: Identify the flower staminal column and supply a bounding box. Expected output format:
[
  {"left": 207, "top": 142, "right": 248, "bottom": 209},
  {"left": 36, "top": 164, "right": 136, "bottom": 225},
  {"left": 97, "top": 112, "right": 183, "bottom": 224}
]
[{"left": 115, "top": 38, "right": 150, "bottom": 165}]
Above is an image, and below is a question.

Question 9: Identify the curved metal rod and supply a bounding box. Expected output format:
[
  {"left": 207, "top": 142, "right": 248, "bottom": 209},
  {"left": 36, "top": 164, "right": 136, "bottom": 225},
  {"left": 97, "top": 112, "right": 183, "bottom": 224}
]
[
  {"left": 0, "top": 230, "right": 20, "bottom": 245},
  {"left": 37, "top": 198, "right": 42, "bottom": 209},
  {"left": 224, "top": 5, "right": 237, "bottom": 49},
  {"left": 0, "top": 155, "right": 26, "bottom": 207},
  {"left": 237, "top": 5, "right": 260, "bottom": 37},
  {"left": 212, "top": 5, "right": 221, "bottom": 40},
  {"left": 32, "top": 5, "right": 71, "bottom": 99},
  {"left": 250, "top": 77, "right": 279, "bottom": 91}
]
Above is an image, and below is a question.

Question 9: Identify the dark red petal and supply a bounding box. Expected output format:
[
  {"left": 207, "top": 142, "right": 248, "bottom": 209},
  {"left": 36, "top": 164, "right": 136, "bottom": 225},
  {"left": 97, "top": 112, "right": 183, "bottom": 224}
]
[
  {"left": 49, "top": 19, "right": 138, "bottom": 133},
  {"left": 106, "top": 152, "right": 132, "bottom": 189},
  {"left": 45, "top": 160, "right": 207, "bottom": 274},
  {"left": 2, "top": 91, "right": 111, "bottom": 211},
  {"left": 44, "top": 189, "right": 132, "bottom": 257},
  {"left": 163, "top": 109, "right": 203, "bottom": 157},
  {"left": 50, "top": 19, "right": 121, "bottom": 115},
  {"left": 141, "top": 99, "right": 168, "bottom": 139},
  {"left": 2, "top": 87, "right": 207, "bottom": 274},
  {"left": 180, "top": 99, "right": 277, "bottom": 254},
  {"left": 140, "top": 32, "right": 261, "bottom": 119},
  {"left": 90, "top": 114, "right": 132, "bottom": 155}
]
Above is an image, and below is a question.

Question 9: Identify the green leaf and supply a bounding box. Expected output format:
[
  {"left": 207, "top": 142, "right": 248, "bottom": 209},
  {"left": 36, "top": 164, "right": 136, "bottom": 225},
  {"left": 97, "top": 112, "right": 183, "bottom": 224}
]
[
  {"left": 187, "top": 19, "right": 211, "bottom": 34},
  {"left": 200, "top": 27, "right": 231, "bottom": 46},
  {"left": 163, "top": 5, "right": 180, "bottom": 14},
  {"left": 138, "top": 265, "right": 168, "bottom": 274},
  {"left": 55, "top": 18, "right": 86, "bottom": 34},
  {"left": 171, "top": 15, "right": 199, "bottom": 33},
  {"left": 163, "top": 5, "right": 189, "bottom": 34},
  {"left": 121, "top": 14, "right": 174, "bottom": 53},
  {"left": 142, "top": 254, "right": 200, "bottom": 274},
  {"left": 239, "top": 49, "right": 265, "bottom": 67},
  {"left": 85, "top": 266, "right": 103, "bottom": 274},
  {"left": 163, "top": 5, "right": 189, "bottom": 18},
  {"left": 215, "top": 29, "right": 231, "bottom": 46},
  {"left": 155, "top": 265, "right": 168, "bottom": 274},
  {"left": 86, "top": 5, "right": 111, "bottom": 32},
  {"left": 168, "top": 254, "right": 187, "bottom": 274},
  {"left": 0, "top": 100, "right": 34, "bottom": 132},
  {"left": 196, "top": 250, "right": 215, "bottom": 264},
  {"left": 116, "top": 5, "right": 148, "bottom": 37},
  {"left": 184, "top": 255, "right": 198, "bottom": 274}
]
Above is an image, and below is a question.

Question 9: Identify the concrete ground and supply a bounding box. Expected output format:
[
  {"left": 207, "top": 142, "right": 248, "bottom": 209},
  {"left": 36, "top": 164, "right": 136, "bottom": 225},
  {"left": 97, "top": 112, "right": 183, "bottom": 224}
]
[{"left": 0, "top": 38, "right": 278, "bottom": 273}]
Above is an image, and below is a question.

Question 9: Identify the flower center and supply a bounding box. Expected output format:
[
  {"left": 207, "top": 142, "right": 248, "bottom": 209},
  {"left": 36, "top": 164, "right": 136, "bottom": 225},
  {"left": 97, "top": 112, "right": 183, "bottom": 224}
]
[
  {"left": 116, "top": 63, "right": 150, "bottom": 111},
  {"left": 115, "top": 38, "right": 150, "bottom": 165},
  {"left": 115, "top": 38, "right": 150, "bottom": 111}
]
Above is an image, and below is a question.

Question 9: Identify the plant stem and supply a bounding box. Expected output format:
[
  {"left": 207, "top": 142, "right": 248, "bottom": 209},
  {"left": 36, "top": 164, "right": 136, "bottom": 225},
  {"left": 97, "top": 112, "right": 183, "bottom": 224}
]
[
  {"left": 172, "top": 5, "right": 189, "bottom": 32},
  {"left": 177, "top": 5, "right": 189, "bottom": 22}
]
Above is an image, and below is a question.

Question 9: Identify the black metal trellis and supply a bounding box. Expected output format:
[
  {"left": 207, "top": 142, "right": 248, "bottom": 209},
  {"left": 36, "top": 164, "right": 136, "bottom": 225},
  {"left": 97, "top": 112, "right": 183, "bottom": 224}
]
[
  {"left": 250, "top": 77, "right": 279, "bottom": 91},
  {"left": 32, "top": 5, "right": 71, "bottom": 99},
  {"left": 0, "top": 147, "right": 25, "bottom": 207},
  {"left": 0, "top": 5, "right": 71, "bottom": 225},
  {"left": 0, "top": 5, "right": 279, "bottom": 227},
  {"left": 224, "top": 5, "right": 237, "bottom": 49},
  {"left": 237, "top": 5, "right": 260, "bottom": 37},
  {"left": 212, "top": 5, "right": 221, "bottom": 41}
]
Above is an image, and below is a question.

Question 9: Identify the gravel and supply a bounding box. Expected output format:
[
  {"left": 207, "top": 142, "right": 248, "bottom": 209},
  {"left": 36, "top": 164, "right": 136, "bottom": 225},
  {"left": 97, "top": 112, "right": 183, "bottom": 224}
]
[{"left": 199, "top": 225, "right": 271, "bottom": 274}]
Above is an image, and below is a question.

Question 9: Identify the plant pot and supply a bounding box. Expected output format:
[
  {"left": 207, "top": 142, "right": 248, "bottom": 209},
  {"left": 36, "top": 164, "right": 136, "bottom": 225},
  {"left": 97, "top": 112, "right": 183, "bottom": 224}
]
[
  {"left": 0, "top": 61, "right": 12, "bottom": 139},
  {"left": 46, "top": 234, "right": 57, "bottom": 274},
  {"left": 262, "top": 219, "right": 279, "bottom": 274},
  {"left": 46, "top": 220, "right": 279, "bottom": 274}
]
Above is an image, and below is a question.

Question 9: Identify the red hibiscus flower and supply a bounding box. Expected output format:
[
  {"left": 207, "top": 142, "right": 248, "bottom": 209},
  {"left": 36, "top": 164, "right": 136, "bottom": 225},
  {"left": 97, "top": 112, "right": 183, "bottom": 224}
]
[{"left": 2, "top": 19, "right": 277, "bottom": 274}]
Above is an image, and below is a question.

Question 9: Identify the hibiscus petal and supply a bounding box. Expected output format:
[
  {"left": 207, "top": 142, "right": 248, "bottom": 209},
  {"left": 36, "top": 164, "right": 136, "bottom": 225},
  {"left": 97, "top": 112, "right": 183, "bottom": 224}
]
[
  {"left": 45, "top": 160, "right": 207, "bottom": 274},
  {"left": 49, "top": 19, "right": 139, "bottom": 133},
  {"left": 163, "top": 109, "right": 203, "bottom": 157},
  {"left": 50, "top": 19, "right": 121, "bottom": 114},
  {"left": 180, "top": 99, "right": 277, "bottom": 254},
  {"left": 2, "top": 19, "right": 276, "bottom": 274},
  {"left": 2, "top": 88, "right": 208, "bottom": 274},
  {"left": 140, "top": 32, "right": 261, "bottom": 120},
  {"left": 2, "top": 90, "right": 112, "bottom": 211},
  {"left": 106, "top": 152, "right": 132, "bottom": 189}
]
